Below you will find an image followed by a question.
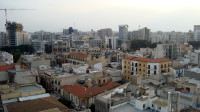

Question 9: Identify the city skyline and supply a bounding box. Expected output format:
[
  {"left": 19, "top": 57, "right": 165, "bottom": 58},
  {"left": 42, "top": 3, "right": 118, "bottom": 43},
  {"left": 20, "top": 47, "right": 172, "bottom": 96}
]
[{"left": 0, "top": 0, "right": 200, "bottom": 32}]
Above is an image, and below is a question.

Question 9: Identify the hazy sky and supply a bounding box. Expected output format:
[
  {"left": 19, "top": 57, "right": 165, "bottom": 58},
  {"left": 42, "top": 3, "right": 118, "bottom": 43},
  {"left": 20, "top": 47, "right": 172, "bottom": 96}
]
[{"left": 0, "top": 0, "right": 200, "bottom": 32}]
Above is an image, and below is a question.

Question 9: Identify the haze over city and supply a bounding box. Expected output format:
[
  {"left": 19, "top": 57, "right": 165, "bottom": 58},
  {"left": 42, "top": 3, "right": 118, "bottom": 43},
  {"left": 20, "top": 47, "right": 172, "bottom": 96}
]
[{"left": 1, "top": 0, "right": 200, "bottom": 32}]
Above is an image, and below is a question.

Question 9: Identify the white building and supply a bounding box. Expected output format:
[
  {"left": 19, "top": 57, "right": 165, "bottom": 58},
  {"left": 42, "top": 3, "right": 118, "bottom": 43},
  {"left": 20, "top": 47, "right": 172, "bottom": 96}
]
[
  {"left": 154, "top": 43, "right": 181, "bottom": 59},
  {"left": 0, "top": 51, "right": 13, "bottom": 65},
  {"left": 31, "top": 40, "right": 46, "bottom": 53},
  {"left": 119, "top": 25, "right": 128, "bottom": 43},
  {"left": 135, "top": 96, "right": 168, "bottom": 112},
  {"left": 105, "top": 37, "right": 118, "bottom": 49}
]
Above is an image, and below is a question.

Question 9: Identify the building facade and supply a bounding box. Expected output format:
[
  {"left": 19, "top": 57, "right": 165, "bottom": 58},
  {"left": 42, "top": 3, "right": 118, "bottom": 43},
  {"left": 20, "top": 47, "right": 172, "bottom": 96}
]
[
  {"left": 7, "top": 22, "right": 23, "bottom": 46},
  {"left": 194, "top": 25, "right": 200, "bottom": 41},
  {"left": 122, "top": 56, "right": 172, "bottom": 81},
  {"left": 119, "top": 25, "right": 128, "bottom": 43},
  {"left": 105, "top": 37, "right": 118, "bottom": 49},
  {"left": 97, "top": 28, "right": 113, "bottom": 38}
]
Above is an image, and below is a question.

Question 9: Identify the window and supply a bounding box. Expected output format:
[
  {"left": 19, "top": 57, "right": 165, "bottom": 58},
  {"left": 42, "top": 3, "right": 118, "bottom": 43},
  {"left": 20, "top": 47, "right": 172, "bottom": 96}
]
[
  {"left": 143, "top": 64, "right": 145, "bottom": 67},
  {"left": 143, "top": 104, "right": 145, "bottom": 108},
  {"left": 165, "top": 64, "right": 166, "bottom": 68},
  {"left": 154, "top": 65, "right": 157, "bottom": 69},
  {"left": 148, "top": 70, "right": 150, "bottom": 74},
  {"left": 139, "top": 69, "right": 141, "bottom": 71},
  {"left": 186, "top": 87, "right": 190, "bottom": 92},
  {"left": 148, "top": 65, "right": 150, "bottom": 69},
  {"left": 124, "top": 66, "right": 126, "bottom": 68},
  {"left": 135, "top": 63, "right": 138, "bottom": 67},
  {"left": 139, "top": 64, "right": 141, "bottom": 66},
  {"left": 168, "top": 63, "right": 170, "bottom": 67},
  {"left": 154, "top": 71, "right": 156, "bottom": 75},
  {"left": 159, "top": 106, "right": 161, "bottom": 110},
  {"left": 161, "top": 65, "right": 163, "bottom": 68},
  {"left": 132, "top": 62, "right": 134, "bottom": 66},
  {"left": 152, "top": 104, "right": 154, "bottom": 107},
  {"left": 131, "top": 72, "right": 134, "bottom": 75}
]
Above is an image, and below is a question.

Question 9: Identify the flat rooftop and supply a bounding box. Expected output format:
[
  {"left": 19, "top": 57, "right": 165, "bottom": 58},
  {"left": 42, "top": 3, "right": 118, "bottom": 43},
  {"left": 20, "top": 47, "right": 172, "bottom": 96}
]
[
  {"left": 15, "top": 85, "right": 42, "bottom": 92},
  {"left": 111, "top": 103, "right": 142, "bottom": 112}
]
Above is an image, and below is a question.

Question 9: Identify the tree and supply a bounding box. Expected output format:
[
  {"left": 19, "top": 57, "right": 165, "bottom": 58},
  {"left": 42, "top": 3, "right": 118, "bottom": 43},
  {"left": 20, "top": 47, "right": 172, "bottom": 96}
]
[
  {"left": 130, "top": 40, "right": 159, "bottom": 51},
  {"left": 188, "top": 41, "right": 200, "bottom": 49},
  {"left": 45, "top": 44, "right": 52, "bottom": 54},
  {"left": 89, "top": 104, "right": 95, "bottom": 112},
  {"left": 58, "top": 97, "right": 72, "bottom": 108},
  {"left": 0, "top": 45, "right": 35, "bottom": 63},
  {"left": 40, "top": 77, "right": 46, "bottom": 89},
  {"left": 11, "top": 49, "right": 21, "bottom": 63}
]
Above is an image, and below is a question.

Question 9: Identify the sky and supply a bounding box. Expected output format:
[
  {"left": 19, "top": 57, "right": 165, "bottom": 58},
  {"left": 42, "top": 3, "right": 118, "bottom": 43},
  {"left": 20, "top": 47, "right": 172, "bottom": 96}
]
[{"left": 0, "top": 0, "right": 200, "bottom": 32}]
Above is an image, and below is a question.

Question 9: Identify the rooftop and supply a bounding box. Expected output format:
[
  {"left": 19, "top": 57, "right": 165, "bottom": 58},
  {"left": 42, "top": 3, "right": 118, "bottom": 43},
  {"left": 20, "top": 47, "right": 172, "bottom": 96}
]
[
  {"left": 69, "top": 52, "right": 88, "bottom": 58},
  {"left": 153, "top": 99, "right": 168, "bottom": 107},
  {"left": 86, "top": 60, "right": 101, "bottom": 65},
  {"left": 0, "top": 64, "right": 29, "bottom": 71},
  {"left": 124, "top": 56, "right": 172, "bottom": 63},
  {"left": 111, "top": 103, "right": 143, "bottom": 112},
  {"left": 62, "top": 80, "right": 120, "bottom": 98},
  {"left": 6, "top": 96, "right": 68, "bottom": 112},
  {"left": 15, "top": 85, "right": 43, "bottom": 92}
]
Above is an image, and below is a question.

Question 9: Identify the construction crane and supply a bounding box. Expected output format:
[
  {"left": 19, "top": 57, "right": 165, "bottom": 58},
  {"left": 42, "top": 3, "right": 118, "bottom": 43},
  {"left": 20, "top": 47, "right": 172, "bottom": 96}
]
[{"left": 0, "top": 8, "right": 35, "bottom": 46}]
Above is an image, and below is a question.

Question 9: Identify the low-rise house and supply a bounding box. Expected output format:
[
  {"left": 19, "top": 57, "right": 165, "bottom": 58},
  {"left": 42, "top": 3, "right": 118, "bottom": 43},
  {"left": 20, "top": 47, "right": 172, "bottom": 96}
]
[
  {"left": 4, "top": 96, "right": 69, "bottom": 112},
  {"left": 61, "top": 80, "right": 120, "bottom": 110},
  {"left": 21, "top": 55, "right": 50, "bottom": 69},
  {"left": 0, "top": 51, "right": 13, "bottom": 65},
  {"left": 65, "top": 52, "right": 91, "bottom": 65}
]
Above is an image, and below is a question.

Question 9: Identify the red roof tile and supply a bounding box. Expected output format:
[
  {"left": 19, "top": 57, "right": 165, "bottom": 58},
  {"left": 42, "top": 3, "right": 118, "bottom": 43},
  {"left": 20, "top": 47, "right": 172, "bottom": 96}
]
[
  {"left": 133, "top": 57, "right": 171, "bottom": 63},
  {"left": 100, "top": 48, "right": 107, "bottom": 51},
  {"left": 0, "top": 64, "right": 29, "bottom": 72},
  {"left": 124, "top": 56, "right": 171, "bottom": 63},
  {"left": 69, "top": 52, "right": 88, "bottom": 58},
  {"left": 62, "top": 81, "right": 120, "bottom": 98},
  {"left": 0, "top": 65, "right": 15, "bottom": 71},
  {"left": 124, "top": 56, "right": 137, "bottom": 60}
]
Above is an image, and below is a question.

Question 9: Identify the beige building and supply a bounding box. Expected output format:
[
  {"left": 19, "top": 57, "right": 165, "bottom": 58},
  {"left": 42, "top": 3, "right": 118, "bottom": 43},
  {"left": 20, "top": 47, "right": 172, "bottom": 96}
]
[{"left": 122, "top": 56, "right": 172, "bottom": 81}]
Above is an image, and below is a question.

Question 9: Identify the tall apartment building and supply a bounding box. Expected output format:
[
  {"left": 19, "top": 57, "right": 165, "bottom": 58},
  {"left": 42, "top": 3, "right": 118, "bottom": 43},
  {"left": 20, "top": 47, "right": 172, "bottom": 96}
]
[
  {"left": 63, "top": 27, "right": 78, "bottom": 35},
  {"left": 129, "top": 27, "right": 150, "bottom": 41},
  {"left": 194, "top": 25, "right": 200, "bottom": 41},
  {"left": 105, "top": 37, "right": 118, "bottom": 49},
  {"left": 31, "top": 40, "right": 46, "bottom": 53},
  {"left": 31, "top": 30, "right": 54, "bottom": 42},
  {"left": 97, "top": 28, "right": 112, "bottom": 38},
  {"left": 0, "top": 32, "right": 6, "bottom": 47},
  {"left": 119, "top": 25, "right": 128, "bottom": 43},
  {"left": 7, "top": 22, "right": 23, "bottom": 46},
  {"left": 53, "top": 40, "right": 70, "bottom": 54},
  {"left": 22, "top": 32, "right": 29, "bottom": 45},
  {"left": 122, "top": 56, "right": 172, "bottom": 81},
  {"left": 89, "top": 39, "right": 105, "bottom": 48},
  {"left": 154, "top": 44, "right": 181, "bottom": 60}
]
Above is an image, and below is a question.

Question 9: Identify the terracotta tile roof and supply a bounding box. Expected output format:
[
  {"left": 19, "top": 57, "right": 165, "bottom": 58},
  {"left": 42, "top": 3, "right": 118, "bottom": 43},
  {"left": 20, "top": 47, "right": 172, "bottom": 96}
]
[
  {"left": 0, "top": 65, "right": 15, "bottom": 71},
  {"left": 6, "top": 96, "right": 68, "bottom": 112},
  {"left": 69, "top": 52, "right": 88, "bottom": 58},
  {"left": 124, "top": 56, "right": 137, "bottom": 60},
  {"left": 0, "top": 64, "right": 30, "bottom": 72},
  {"left": 133, "top": 57, "right": 171, "bottom": 63},
  {"left": 100, "top": 48, "right": 107, "bottom": 51},
  {"left": 62, "top": 80, "right": 120, "bottom": 98},
  {"left": 124, "top": 56, "right": 171, "bottom": 63}
]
